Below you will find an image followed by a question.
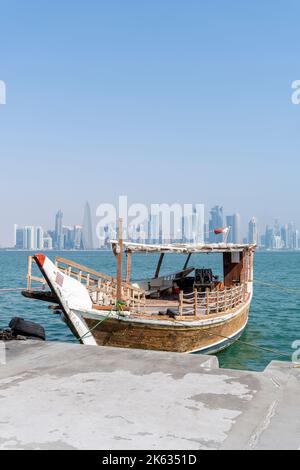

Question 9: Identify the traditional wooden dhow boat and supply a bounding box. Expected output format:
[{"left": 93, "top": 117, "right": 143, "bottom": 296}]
[{"left": 22, "top": 236, "right": 256, "bottom": 354}]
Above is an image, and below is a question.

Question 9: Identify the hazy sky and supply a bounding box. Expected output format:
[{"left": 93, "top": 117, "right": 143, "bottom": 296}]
[{"left": 0, "top": 0, "right": 300, "bottom": 246}]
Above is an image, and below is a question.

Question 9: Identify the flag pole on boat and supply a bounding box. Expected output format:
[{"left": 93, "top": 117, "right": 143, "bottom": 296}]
[{"left": 214, "top": 226, "right": 231, "bottom": 243}]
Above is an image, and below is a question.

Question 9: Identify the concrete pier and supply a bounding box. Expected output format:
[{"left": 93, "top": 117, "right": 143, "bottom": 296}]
[{"left": 0, "top": 341, "right": 299, "bottom": 450}]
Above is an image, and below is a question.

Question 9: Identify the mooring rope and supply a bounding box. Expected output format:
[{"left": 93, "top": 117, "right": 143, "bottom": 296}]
[
  {"left": 0, "top": 287, "right": 45, "bottom": 294},
  {"left": 0, "top": 288, "right": 27, "bottom": 293},
  {"left": 77, "top": 300, "right": 128, "bottom": 342},
  {"left": 173, "top": 320, "right": 298, "bottom": 365},
  {"left": 254, "top": 279, "right": 300, "bottom": 296},
  {"left": 78, "top": 310, "right": 113, "bottom": 342}
]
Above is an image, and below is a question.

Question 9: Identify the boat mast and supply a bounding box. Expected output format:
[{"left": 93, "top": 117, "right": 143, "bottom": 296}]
[{"left": 116, "top": 218, "right": 123, "bottom": 302}]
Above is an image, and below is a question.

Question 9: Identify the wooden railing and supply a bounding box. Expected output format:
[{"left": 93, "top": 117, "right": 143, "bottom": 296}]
[
  {"left": 178, "top": 284, "right": 247, "bottom": 317},
  {"left": 26, "top": 256, "right": 47, "bottom": 290},
  {"left": 55, "top": 257, "right": 146, "bottom": 310},
  {"left": 26, "top": 256, "right": 146, "bottom": 311}
]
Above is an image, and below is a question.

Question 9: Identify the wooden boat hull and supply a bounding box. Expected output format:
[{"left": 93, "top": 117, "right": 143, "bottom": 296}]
[
  {"left": 30, "top": 253, "right": 254, "bottom": 355},
  {"left": 82, "top": 302, "right": 250, "bottom": 354}
]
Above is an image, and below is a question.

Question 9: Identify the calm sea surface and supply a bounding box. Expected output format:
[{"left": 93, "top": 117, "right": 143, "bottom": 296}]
[{"left": 0, "top": 250, "right": 299, "bottom": 371}]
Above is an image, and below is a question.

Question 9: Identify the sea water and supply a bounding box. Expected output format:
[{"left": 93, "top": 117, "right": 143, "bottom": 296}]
[{"left": 0, "top": 250, "right": 299, "bottom": 371}]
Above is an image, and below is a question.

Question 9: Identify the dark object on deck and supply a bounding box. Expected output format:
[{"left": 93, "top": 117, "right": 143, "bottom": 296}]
[
  {"left": 194, "top": 268, "right": 214, "bottom": 291},
  {"left": 158, "top": 309, "right": 178, "bottom": 318},
  {"left": 9, "top": 317, "right": 46, "bottom": 341}
]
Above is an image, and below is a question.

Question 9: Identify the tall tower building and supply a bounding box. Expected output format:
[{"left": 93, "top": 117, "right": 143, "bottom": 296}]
[
  {"left": 73, "top": 225, "right": 83, "bottom": 250},
  {"left": 24, "top": 226, "right": 35, "bottom": 250},
  {"left": 265, "top": 226, "right": 274, "bottom": 249},
  {"left": 35, "top": 226, "right": 44, "bottom": 250},
  {"left": 287, "top": 222, "right": 295, "bottom": 250},
  {"left": 192, "top": 204, "right": 205, "bottom": 244},
  {"left": 55, "top": 210, "right": 64, "bottom": 249},
  {"left": 82, "top": 202, "right": 94, "bottom": 250},
  {"left": 248, "top": 217, "right": 259, "bottom": 245},
  {"left": 226, "top": 213, "right": 241, "bottom": 244},
  {"left": 148, "top": 214, "right": 159, "bottom": 243},
  {"left": 15, "top": 227, "right": 25, "bottom": 249}
]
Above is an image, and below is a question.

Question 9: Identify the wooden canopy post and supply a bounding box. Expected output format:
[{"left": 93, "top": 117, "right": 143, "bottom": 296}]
[
  {"left": 27, "top": 256, "right": 32, "bottom": 291},
  {"left": 154, "top": 253, "right": 165, "bottom": 279},
  {"left": 126, "top": 251, "right": 132, "bottom": 284},
  {"left": 116, "top": 218, "right": 123, "bottom": 302}
]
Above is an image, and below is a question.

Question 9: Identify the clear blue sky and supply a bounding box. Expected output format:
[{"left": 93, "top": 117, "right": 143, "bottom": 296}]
[{"left": 0, "top": 0, "right": 299, "bottom": 246}]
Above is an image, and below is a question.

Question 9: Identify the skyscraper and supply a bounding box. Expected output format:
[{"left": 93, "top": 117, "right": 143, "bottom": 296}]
[
  {"left": 287, "top": 222, "right": 295, "bottom": 250},
  {"left": 248, "top": 217, "right": 259, "bottom": 245},
  {"left": 265, "top": 226, "right": 274, "bottom": 249},
  {"left": 24, "top": 226, "right": 35, "bottom": 250},
  {"left": 55, "top": 210, "right": 64, "bottom": 249},
  {"left": 148, "top": 214, "right": 159, "bottom": 243},
  {"left": 82, "top": 202, "right": 94, "bottom": 250},
  {"left": 192, "top": 204, "right": 205, "bottom": 244},
  {"left": 43, "top": 234, "right": 53, "bottom": 250},
  {"left": 73, "top": 225, "right": 83, "bottom": 250},
  {"left": 209, "top": 206, "right": 224, "bottom": 242},
  {"left": 35, "top": 226, "right": 44, "bottom": 250},
  {"left": 15, "top": 227, "right": 25, "bottom": 249},
  {"left": 226, "top": 213, "right": 241, "bottom": 244}
]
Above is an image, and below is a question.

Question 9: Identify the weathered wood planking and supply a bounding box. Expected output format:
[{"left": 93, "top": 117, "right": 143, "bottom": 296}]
[{"left": 84, "top": 304, "right": 249, "bottom": 354}]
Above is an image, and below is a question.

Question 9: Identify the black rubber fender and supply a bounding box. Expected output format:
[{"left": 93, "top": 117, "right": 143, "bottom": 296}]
[{"left": 9, "top": 317, "right": 46, "bottom": 341}]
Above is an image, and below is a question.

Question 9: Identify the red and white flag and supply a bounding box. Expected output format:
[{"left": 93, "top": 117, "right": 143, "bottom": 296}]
[{"left": 214, "top": 227, "right": 230, "bottom": 235}]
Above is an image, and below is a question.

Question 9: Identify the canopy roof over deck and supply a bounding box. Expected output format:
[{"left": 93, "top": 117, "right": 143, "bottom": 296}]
[{"left": 111, "top": 241, "right": 257, "bottom": 254}]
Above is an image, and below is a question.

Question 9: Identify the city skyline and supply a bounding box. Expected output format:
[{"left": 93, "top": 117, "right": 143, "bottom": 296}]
[{"left": 10, "top": 201, "right": 300, "bottom": 251}]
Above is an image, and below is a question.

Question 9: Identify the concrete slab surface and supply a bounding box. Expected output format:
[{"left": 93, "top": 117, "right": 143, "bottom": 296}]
[{"left": 0, "top": 341, "right": 299, "bottom": 450}]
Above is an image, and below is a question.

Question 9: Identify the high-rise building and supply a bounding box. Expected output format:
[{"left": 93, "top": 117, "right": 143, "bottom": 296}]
[
  {"left": 226, "top": 213, "right": 241, "bottom": 244},
  {"left": 274, "top": 218, "right": 281, "bottom": 237},
  {"left": 293, "top": 230, "right": 299, "bottom": 250},
  {"left": 63, "top": 226, "right": 74, "bottom": 250},
  {"left": 15, "top": 227, "right": 25, "bottom": 249},
  {"left": 286, "top": 222, "right": 295, "bottom": 250},
  {"left": 43, "top": 234, "right": 53, "bottom": 250},
  {"left": 209, "top": 206, "right": 224, "bottom": 242},
  {"left": 248, "top": 217, "right": 259, "bottom": 245},
  {"left": 148, "top": 214, "right": 159, "bottom": 243},
  {"left": 35, "top": 226, "right": 44, "bottom": 250},
  {"left": 273, "top": 235, "right": 283, "bottom": 250},
  {"left": 82, "top": 202, "right": 94, "bottom": 250},
  {"left": 265, "top": 226, "right": 274, "bottom": 249},
  {"left": 24, "top": 226, "right": 35, "bottom": 250},
  {"left": 55, "top": 210, "right": 64, "bottom": 249},
  {"left": 73, "top": 225, "right": 83, "bottom": 250},
  {"left": 204, "top": 222, "right": 209, "bottom": 243},
  {"left": 182, "top": 215, "right": 191, "bottom": 242},
  {"left": 281, "top": 224, "right": 288, "bottom": 249},
  {"left": 192, "top": 204, "right": 205, "bottom": 244}
]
